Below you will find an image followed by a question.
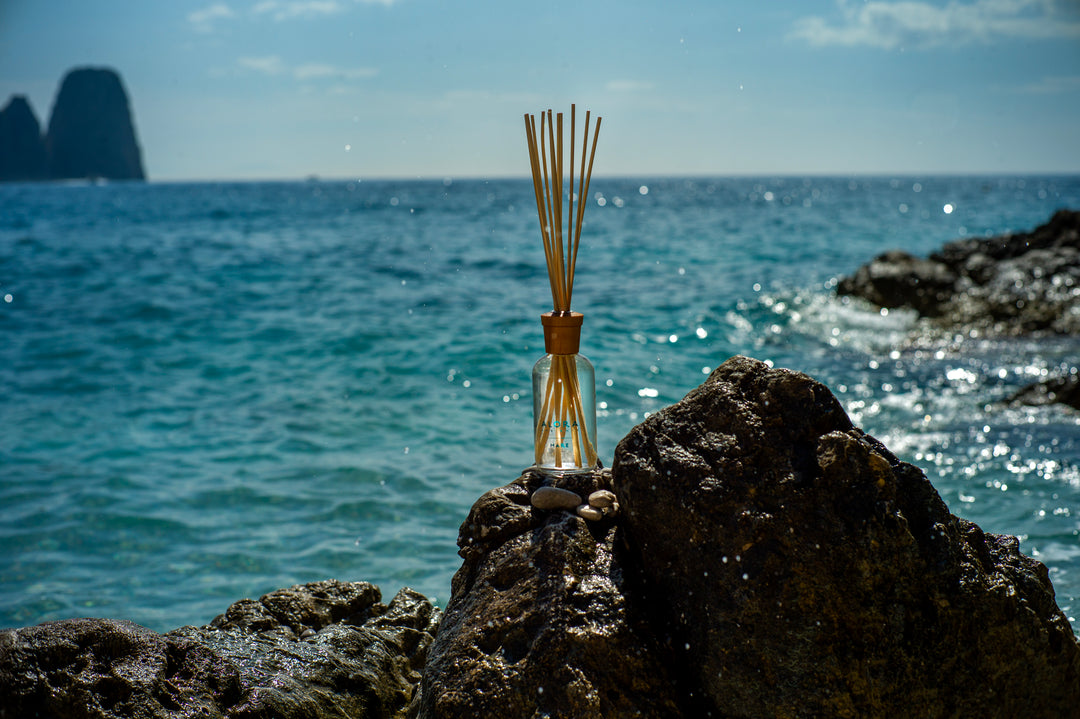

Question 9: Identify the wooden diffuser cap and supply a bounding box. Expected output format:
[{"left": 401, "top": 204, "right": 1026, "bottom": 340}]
[{"left": 541, "top": 312, "right": 583, "bottom": 355}]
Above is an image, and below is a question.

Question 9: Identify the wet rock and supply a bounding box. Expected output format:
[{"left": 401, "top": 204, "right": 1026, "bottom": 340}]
[
  {"left": 613, "top": 355, "right": 1080, "bottom": 718},
  {"left": 0, "top": 95, "right": 48, "bottom": 181},
  {"left": 0, "top": 579, "right": 439, "bottom": 719},
  {"left": 413, "top": 468, "right": 687, "bottom": 718},
  {"left": 45, "top": 67, "right": 146, "bottom": 181},
  {"left": 837, "top": 209, "right": 1080, "bottom": 336},
  {"left": 1008, "top": 367, "right": 1080, "bottom": 411}
]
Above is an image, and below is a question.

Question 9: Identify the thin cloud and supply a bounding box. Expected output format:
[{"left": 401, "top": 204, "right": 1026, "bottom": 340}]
[
  {"left": 293, "top": 63, "right": 378, "bottom": 80},
  {"left": 251, "top": 1, "right": 347, "bottom": 21},
  {"left": 190, "top": 0, "right": 392, "bottom": 32},
  {"left": 606, "top": 80, "right": 656, "bottom": 92},
  {"left": 237, "top": 56, "right": 377, "bottom": 81},
  {"left": 238, "top": 55, "right": 287, "bottom": 75},
  {"left": 188, "top": 4, "right": 236, "bottom": 33},
  {"left": 1014, "top": 74, "right": 1080, "bottom": 94},
  {"left": 790, "top": 0, "right": 1080, "bottom": 50}
]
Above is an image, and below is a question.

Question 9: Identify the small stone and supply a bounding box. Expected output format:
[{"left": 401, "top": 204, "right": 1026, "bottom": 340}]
[
  {"left": 300, "top": 628, "right": 316, "bottom": 640},
  {"left": 576, "top": 504, "right": 604, "bottom": 521},
  {"left": 531, "top": 486, "right": 582, "bottom": 511},
  {"left": 588, "top": 490, "right": 616, "bottom": 508}
]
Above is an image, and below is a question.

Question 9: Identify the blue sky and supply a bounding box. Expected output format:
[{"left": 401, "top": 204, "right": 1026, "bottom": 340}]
[{"left": 2, "top": 0, "right": 1078, "bottom": 180}]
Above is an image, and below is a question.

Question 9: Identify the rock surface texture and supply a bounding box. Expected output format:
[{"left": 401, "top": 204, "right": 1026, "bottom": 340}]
[
  {"left": 45, "top": 67, "right": 146, "bottom": 181},
  {"left": 412, "top": 468, "right": 690, "bottom": 718},
  {"left": 0, "top": 579, "right": 439, "bottom": 719},
  {"left": 837, "top": 209, "right": 1080, "bottom": 337},
  {"left": 613, "top": 355, "right": 1080, "bottom": 718},
  {"left": 0, "top": 95, "right": 48, "bottom": 181}
]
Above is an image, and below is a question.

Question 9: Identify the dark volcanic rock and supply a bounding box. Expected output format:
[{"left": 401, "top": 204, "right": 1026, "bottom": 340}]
[
  {"left": 613, "top": 355, "right": 1080, "bottom": 718},
  {"left": 0, "top": 95, "right": 48, "bottom": 181},
  {"left": 837, "top": 209, "right": 1080, "bottom": 336},
  {"left": 46, "top": 67, "right": 146, "bottom": 181},
  {"left": 0, "top": 579, "right": 439, "bottom": 719},
  {"left": 1008, "top": 367, "right": 1080, "bottom": 411},
  {"left": 413, "top": 469, "right": 687, "bottom": 718}
]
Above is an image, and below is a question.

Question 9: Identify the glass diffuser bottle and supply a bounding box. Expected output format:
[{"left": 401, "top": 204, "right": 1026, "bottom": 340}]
[
  {"left": 523, "top": 105, "right": 601, "bottom": 476},
  {"left": 533, "top": 311, "right": 597, "bottom": 473}
]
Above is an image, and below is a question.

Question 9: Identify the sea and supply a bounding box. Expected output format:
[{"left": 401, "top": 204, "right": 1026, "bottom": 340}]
[{"left": 2, "top": 175, "right": 1079, "bottom": 633}]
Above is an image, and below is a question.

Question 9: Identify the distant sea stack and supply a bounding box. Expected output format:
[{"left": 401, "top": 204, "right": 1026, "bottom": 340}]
[
  {"left": 0, "top": 96, "right": 48, "bottom": 181},
  {"left": 1, "top": 67, "right": 146, "bottom": 183},
  {"left": 45, "top": 67, "right": 146, "bottom": 181}
]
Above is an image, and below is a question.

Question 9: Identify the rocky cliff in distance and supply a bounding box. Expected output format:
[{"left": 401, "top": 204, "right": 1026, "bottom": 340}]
[
  {"left": 44, "top": 67, "right": 145, "bottom": 181},
  {"left": 0, "top": 95, "right": 48, "bottom": 181},
  {"left": 1, "top": 67, "right": 146, "bottom": 183}
]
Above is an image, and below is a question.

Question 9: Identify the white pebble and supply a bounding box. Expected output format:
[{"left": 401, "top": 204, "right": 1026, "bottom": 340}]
[{"left": 531, "top": 486, "right": 582, "bottom": 510}]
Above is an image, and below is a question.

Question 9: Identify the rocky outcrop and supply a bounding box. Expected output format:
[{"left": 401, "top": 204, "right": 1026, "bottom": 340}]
[
  {"left": 412, "top": 468, "right": 689, "bottom": 718},
  {"left": 0, "top": 95, "right": 48, "bottom": 181},
  {"left": 1008, "top": 368, "right": 1080, "bottom": 411},
  {"left": 45, "top": 67, "right": 145, "bottom": 181},
  {"left": 418, "top": 356, "right": 1080, "bottom": 718},
  {"left": 0, "top": 579, "right": 439, "bottom": 719},
  {"left": 837, "top": 209, "right": 1080, "bottom": 337},
  {"left": 5, "top": 358, "right": 1078, "bottom": 718}
]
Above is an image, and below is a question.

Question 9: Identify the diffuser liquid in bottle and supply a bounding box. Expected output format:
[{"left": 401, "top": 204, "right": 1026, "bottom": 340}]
[{"left": 533, "top": 312, "right": 598, "bottom": 475}]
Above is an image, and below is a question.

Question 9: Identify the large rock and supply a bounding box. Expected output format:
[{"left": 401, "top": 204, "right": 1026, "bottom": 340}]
[
  {"left": 0, "top": 579, "right": 438, "bottom": 719},
  {"left": 614, "top": 355, "right": 1080, "bottom": 718},
  {"left": 45, "top": 67, "right": 146, "bottom": 181},
  {"left": 1008, "top": 368, "right": 1080, "bottom": 411},
  {"left": 0, "top": 95, "right": 48, "bottom": 181},
  {"left": 837, "top": 209, "right": 1080, "bottom": 337},
  {"left": 413, "top": 469, "right": 690, "bottom": 718}
]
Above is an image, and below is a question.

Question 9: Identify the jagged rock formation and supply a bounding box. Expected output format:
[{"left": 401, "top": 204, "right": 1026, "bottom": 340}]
[
  {"left": 411, "top": 468, "right": 689, "bottom": 717},
  {"left": 837, "top": 209, "right": 1080, "bottom": 337},
  {"left": 612, "top": 355, "right": 1080, "bottom": 718},
  {"left": 417, "top": 356, "right": 1080, "bottom": 718},
  {"left": 0, "top": 95, "right": 48, "bottom": 181},
  {"left": 0, "top": 580, "right": 438, "bottom": 719},
  {"left": 45, "top": 67, "right": 145, "bottom": 181}
]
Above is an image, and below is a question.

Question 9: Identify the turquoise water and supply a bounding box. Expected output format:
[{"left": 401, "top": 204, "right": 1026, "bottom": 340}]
[{"left": 2, "top": 176, "right": 1078, "bottom": 632}]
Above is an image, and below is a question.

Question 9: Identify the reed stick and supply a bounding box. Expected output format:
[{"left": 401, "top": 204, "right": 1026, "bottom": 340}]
[{"left": 524, "top": 106, "right": 601, "bottom": 470}]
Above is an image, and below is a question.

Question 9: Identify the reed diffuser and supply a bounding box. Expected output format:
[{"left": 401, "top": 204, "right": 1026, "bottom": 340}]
[{"left": 524, "top": 106, "right": 601, "bottom": 475}]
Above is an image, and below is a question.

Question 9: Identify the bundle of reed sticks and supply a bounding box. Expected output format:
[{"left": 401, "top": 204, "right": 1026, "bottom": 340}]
[{"left": 524, "top": 106, "right": 601, "bottom": 471}]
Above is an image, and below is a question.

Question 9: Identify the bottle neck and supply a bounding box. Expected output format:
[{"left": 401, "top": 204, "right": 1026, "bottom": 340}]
[{"left": 541, "top": 311, "right": 583, "bottom": 355}]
